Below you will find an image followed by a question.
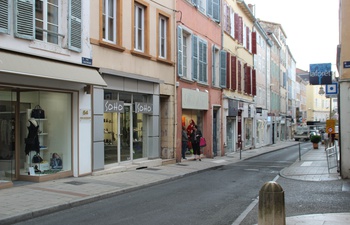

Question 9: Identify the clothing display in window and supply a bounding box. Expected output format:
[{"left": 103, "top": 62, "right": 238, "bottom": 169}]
[{"left": 25, "top": 119, "right": 40, "bottom": 155}]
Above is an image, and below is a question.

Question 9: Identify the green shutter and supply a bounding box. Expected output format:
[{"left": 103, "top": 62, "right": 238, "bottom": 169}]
[
  {"left": 212, "top": 45, "right": 216, "bottom": 85},
  {"left": 14, "top": 0, "right": 34, "bottom": 40},
  {"left": 192, "top": 35, "right": 198, "bottom": 80},
  {"left": 177, "top": 26, "right": 183, "bottom": 77},
  {"left": 220, "top": 50, "right": 227, "bottom": 88},
  {"left": 0, "top": 0, "right": 9, "bottom": 34},
  {"left": 68, "top": 0, "right": 82, "bottom": 52}
]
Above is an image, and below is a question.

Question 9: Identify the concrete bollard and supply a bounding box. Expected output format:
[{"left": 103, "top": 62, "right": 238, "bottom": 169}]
[{"left": 258, "top": 181, "right": 286, "bottom": 225}]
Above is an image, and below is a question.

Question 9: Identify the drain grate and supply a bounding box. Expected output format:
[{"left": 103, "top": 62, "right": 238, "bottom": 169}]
[{"left": 65, "top": 181, "right": 87, "bottom": 185}]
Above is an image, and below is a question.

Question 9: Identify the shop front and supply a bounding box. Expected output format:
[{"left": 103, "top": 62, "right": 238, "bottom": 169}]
[
  {"left": 178, "top": 88, "right": 208, "bottom": 162},
  {"left": 0, "top": 51, "right": 106, "bottom": 188},
  {"left": 92, "top": 71, "right": 162, "bottom": 171}
]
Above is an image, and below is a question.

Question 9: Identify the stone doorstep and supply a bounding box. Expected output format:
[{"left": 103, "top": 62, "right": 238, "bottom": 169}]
[{"left": 92, "top": 158, "right": 163, "bottom": 176}]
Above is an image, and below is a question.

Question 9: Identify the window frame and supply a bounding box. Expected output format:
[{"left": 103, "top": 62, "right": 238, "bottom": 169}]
[
  {"left": 177, "top": 26, "right": 191, "bottom": 79},
  {"left": 99, "top": 0, "right": 123, "bottom": 51},
  {"left": 35, "top": 0, "right": 60, "bottom": 45},
  {"left": 157, "top": 10, "right": 171, "bottom": 62},
  {"left": 131, "top": 0, "right": 150, "bottom": 57}
]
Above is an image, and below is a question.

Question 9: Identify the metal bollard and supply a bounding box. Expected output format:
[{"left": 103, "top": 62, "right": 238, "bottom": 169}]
[{"left": 258, "top": 181, "right": 286, "bottom": 225}]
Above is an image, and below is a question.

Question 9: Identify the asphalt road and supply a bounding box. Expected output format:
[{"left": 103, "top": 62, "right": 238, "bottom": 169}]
[{"left": 14, "top": 143, "right": 350, "bottom": 225}]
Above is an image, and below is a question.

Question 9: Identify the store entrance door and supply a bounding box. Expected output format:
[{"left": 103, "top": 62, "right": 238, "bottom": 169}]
[
  {"left": 120, "top": 104, "right": 132, "bottom": 162},
  {"left": 0, "top": 88, "right": 16, "bottom": 182}
]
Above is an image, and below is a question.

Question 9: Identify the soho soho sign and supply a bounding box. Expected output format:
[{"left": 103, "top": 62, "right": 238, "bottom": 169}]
[
  {"left": 135, "top": 102, "right": 153, "bottom": 114},
  {"left": 309, "top": 63, "right": 332, "bottom": 85},
  {"left": 104, "top": 100, "right": 124, "bottom": 113}
]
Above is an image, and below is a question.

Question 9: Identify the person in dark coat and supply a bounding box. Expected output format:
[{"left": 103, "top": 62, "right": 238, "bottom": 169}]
[
  {"left": 181, "top": 126, "right": 188, "bottom": 160},
  {"left": 25, "top": 118, "right": 40, "bottom": 155},
  {"left": 190, "top": 125, "right": 202, "bottom": 161}
]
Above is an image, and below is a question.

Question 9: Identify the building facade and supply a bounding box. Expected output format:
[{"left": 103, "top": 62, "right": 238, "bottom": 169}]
[
  {"left": 89, "top": 0, "right": 176, "bottom": 171},
  {"left": 0, "top": 0, "right": 106, "bottom": 188}
]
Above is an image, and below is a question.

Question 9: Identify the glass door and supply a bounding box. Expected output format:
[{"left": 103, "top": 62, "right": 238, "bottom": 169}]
[
  {"left": 0, "top": 88, "right": 16, "bottom": 182},
  {"left": 120, "top": 104, "right": 132, "bottom": 161}
]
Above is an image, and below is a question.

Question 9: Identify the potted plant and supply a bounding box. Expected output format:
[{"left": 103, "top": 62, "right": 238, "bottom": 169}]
[{"left": 310, "top": 135, "right": 321, "bottom": 149}]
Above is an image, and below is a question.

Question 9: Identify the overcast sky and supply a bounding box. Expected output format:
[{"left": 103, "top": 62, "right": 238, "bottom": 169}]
[{"left": 246, "top": 0, "right": 339, "bottom": 72}]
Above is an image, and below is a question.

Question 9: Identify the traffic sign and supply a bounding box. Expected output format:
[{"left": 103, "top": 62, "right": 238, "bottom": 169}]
[
  {"left": 326, "top": 83, "right": 338, "bottom": 95},
  {"left": 326, "top": 119, "right": 336, "bottom": 134}
]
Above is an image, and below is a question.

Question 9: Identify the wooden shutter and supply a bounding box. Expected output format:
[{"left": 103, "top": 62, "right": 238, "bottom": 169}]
[
  {"left": 177, "top": 26, "right": 183, "bottom": 77},
  {"left": 220, "top": 50, "right": 227, "bottom": 88},
  {"left": 246, "top": 27, "right": 250, "bottom": 52},
  {"left": 226, "top": 52, "right": 231, "bottom": 89},
  {"left": 252, "top": 69, "right": 256, "bottom": 96},
  {"left": 239, "top": 16, "right": 243, "bottom": 44},
  {"left": 231, "top": 55, "right": 237, "bottom": 91},
  {"left": 246, "top": 65, "right": 251, "bottom": 95},
  {"left": 234, "top": 13, "right": 239, "bottom": 40},
  {"left": 14, "top": 0, "right": 34, "bottom": 40},
  {"left": 237, "top": 60, "right": 241, "bottom": 92},
  {"left": 198, "top": 39, "right": 207, "bottom": 82},
  {"left": 252, "top": 32, "right": 257, "bottom": 54},
  {"left": 68, "top": 0, "right": 82, "bottom": 52},
  {"left": 0, "top": 0, "right": 9, "bottom": 34},
  {"left": 212, "top": 45, "right": 216, "bottom": 85},
  {"left": 192, "top": 35, "right": 198, "bottom": 80}
]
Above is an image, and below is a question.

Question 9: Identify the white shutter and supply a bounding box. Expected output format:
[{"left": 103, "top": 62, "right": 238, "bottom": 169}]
[
  {"left": 68, "top": 0, "right": 82, "bottom": 52},
  {"left": 0, "top": 0, "right": 9, "bottom": 34},
  {"left": 177, "top": 26, "right": 183, "bottom": 77},
  {"left": 14, "top": 0, "right": 34, "bottom": 40}
]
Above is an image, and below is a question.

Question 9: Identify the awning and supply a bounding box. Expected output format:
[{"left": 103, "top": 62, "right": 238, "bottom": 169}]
[{"left": 0, "top": 51, "right": 107, "bottom": 86}]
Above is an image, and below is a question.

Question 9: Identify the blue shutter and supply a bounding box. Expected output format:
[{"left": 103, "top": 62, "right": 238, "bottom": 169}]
[
  {"left": 220, "top": 50, "right": 227, "bottom": 88},
  {"left": 201, "top": 40, "right": 207, "bottom": 83},
  {"left": 192, "top": 0, "right": 198, "bottom": 7},
  {"left": 213, "top": 0, "right": 220, "bottom": 22},
  {"left": 177, "top": 26, "right": 183, "bottom": 77},
  {"left": 212, "top": 45, "right": 216, "bottom": 85},
  {"left": 68, "top": 0, "right": 82, "bottom": 52},
  {"left": 0, "top": 0, "right": 9, "bottom": 34},
  {"left": 192, "top": 35, "right": 198, "bottom": 80},
  {"left": 14, "top": 0, "right": 34, "bottom": 40},
  {"left": 207, "top": 0, "right": 213, "bottom": 17}
]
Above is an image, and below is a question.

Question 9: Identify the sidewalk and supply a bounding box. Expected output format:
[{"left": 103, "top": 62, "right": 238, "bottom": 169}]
[{"left": 0, "top": 141, "right": 349, "bottom": 225}]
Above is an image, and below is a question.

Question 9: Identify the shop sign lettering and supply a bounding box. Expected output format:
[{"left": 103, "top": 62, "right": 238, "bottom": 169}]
[
  {"left": 104, "top": 100, "right": 124, "bottom": 113},
  {"left": 135, "top": 102, "right": 153, "bottom": 114}
]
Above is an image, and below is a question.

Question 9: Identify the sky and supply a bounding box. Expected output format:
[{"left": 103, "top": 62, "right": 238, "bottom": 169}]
[{"left": 246, "top": 0, "right": 339, "bottom": 72}]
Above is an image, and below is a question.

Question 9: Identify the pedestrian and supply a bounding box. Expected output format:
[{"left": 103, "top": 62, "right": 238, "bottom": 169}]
[
  {"left": 323, "top": 132, "right": 329, "bottom": 149},
  {"left": 190, "top": 125, "right": 202, "bottom": 161},
  {"left": 181, "top": 126, "right": 188, "bottom": 160}
]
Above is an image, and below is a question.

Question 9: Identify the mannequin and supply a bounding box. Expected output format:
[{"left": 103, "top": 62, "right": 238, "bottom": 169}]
[{"left": 25, "top": 118, "right": 40, "bottom": 155}]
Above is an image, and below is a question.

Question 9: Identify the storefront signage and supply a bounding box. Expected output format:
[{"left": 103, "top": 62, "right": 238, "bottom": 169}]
[
  {"left": 135, "top": 102, "right": 153, "bottom": 114},
  {"left": 228, "top": 99, "right": 238, "bottom": 117},
  {"left": 309, "top": 63, "right": 332, "bottom": 85},
  {"left": 80, "top": 109, "right": 91, "bottom": 120},
  {"left": 104, "top": 100, "right": 124, "bottom": 113}
]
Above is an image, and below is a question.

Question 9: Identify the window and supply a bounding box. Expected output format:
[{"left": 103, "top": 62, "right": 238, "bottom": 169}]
[
  {"left": 14, "top": 0, "right": 81, "bottom": 52},
  {"left": 157, "top": 12, "right": 171, "bottom": 61},
  {"left": 35, "top": 0, "right": 59, "bottom": 44},
  {"left": 177, "top": 26, "right": 191, "bottom": 79},
  {"left": 134, "top": 3, "right": 145, "bottom": 52},
  {"left": 102, "top": 0, "right": 117, "bottom": 43},
  {"left": 212, "top": 45, "right": 220, "bottom": 86}
]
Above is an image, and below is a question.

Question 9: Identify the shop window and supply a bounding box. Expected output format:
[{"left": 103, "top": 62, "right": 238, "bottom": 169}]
[{"left": 20, "top": 91, "right": 72, "bottom": 177}]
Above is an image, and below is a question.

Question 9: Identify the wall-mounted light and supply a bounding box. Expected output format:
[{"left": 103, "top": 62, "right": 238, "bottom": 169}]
[{"left": 84, "top": 85, "right": 92, "bottom": 94}]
